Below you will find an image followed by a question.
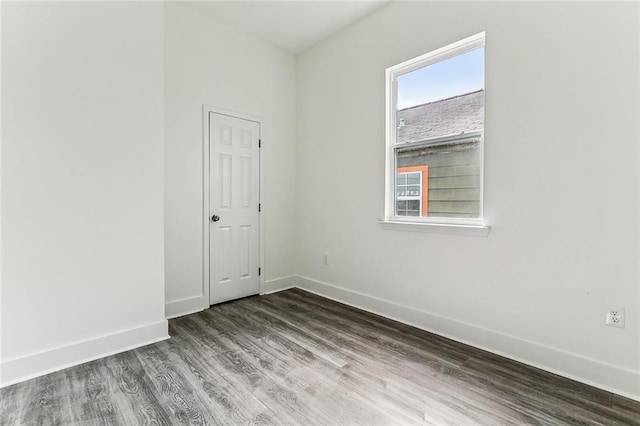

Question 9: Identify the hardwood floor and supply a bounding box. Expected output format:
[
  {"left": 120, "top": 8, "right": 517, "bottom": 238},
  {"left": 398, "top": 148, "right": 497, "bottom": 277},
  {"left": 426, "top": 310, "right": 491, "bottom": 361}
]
[{"left": 1, "top": 288, "right": 639, "bottom": 425}]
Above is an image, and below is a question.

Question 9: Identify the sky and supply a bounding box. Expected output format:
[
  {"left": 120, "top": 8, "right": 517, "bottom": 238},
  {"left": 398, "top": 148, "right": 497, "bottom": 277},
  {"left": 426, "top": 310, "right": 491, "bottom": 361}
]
[{"left": 397, "top": 47, "right": 484, "bottom": 109}]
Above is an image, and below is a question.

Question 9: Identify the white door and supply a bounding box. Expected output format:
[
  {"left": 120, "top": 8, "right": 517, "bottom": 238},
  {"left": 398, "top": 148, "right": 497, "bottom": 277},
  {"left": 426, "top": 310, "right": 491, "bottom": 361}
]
[{"left": 209, "top": 112, "right": 260, "bottom": 305}]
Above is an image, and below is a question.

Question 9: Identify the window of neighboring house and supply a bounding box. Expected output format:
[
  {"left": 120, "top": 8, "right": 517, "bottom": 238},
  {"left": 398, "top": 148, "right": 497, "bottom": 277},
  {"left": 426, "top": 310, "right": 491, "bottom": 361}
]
[
  {"left": 385, "top": 32, "right": 486, "bottom": 227},
  {"left": 396, "top": 167, "right": 428, "bottom": 216}
]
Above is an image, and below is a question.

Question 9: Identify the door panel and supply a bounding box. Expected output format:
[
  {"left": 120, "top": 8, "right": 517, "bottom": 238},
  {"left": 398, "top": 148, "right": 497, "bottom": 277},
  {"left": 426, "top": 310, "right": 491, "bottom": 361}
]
[{"left": 209, "top": 112, "right": 260, "bottom": 305}]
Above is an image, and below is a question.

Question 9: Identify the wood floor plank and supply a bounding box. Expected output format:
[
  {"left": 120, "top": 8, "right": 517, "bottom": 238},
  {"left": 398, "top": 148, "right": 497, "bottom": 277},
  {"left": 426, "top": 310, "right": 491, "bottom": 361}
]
[
  {"left": 270, "top": 289, "right": 470, "bottom": 367},
  {"left": 216, "top": 298, "right": 355, "bottom": 369},
  {"left": 0, "top": 381, "right": 20, "bottom": 425},
  {"left": 102, "top": 351, "right": 174, "bottom": 425},
  {"left": 232, "top": 298, "right": 462, "bottom": 418},
  {"left": 612, "top": 395, "right": 640, "bottom": 425},
  {"left": 18, "top": 369, "right": 74, "bottom": 425},
  {"left": 166, "top": 321, "right": 274, "bottom": 424},
  {"left": 262, "top": 294, "right": 465, "bottom": 369},
  {"left": 133, "top": 340, "right": 220, "bottom": 425},
  {"left": 66, "top": 358, "right": 124, "bottom": 425},
  {"left": 1, "top": 289, "right": 639, "bottom": 425},
  {"left": 247, "top": 295, "right": 464, "bottom": 383},
  {"left": 459, "top": 354, "right": 637, "bottom": 425},
  {"left": 228, "top": 329, "right": 409, "bottom": 425}
]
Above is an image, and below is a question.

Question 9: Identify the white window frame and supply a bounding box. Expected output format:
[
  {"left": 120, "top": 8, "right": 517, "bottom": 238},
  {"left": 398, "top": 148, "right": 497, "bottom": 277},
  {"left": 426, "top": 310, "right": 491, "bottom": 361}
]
[{"left": 383, "top": 32, "right": 489, "bottom": 233}]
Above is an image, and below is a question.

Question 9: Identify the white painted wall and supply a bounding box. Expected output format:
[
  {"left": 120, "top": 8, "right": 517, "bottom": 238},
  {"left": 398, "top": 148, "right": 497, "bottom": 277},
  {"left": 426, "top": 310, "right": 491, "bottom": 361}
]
[
  {"left": 296, "top": 2, "right": 640, "bottom": 398},
  {"left": 1, "top": 2, "right": 167, "bottom": 385},
  {"left": 164, "top": 3, "right": 297, "bottom": 316}
]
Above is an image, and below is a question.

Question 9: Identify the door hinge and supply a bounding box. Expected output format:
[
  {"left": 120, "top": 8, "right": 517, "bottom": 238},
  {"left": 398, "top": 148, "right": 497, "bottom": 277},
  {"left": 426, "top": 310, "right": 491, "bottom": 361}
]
[
  {"left": 259, "top": 139, "right": 262, "bottom": 148},
  {"left": 258, "top": 203, "right": 261, "bottom": 212},
  {"left": 258, "top": 267, "right": 261, "bottom": 276}
]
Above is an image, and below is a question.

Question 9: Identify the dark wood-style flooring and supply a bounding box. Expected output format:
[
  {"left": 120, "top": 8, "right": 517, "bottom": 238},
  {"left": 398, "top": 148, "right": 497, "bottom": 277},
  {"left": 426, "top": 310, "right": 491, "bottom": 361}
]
[{"left": 1, "top": 288, "right": 639, "bottom": 425}]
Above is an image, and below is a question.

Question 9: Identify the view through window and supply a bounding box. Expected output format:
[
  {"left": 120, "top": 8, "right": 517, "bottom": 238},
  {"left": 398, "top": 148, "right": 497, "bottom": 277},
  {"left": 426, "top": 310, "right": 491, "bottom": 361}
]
[{"left": 387, "top": 33, "right": 485, "bottom": 224}]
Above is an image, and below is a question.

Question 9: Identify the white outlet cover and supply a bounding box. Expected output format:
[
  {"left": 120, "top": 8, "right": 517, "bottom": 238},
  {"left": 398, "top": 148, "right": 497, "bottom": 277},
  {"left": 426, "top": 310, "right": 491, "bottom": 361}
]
[{"left": 605, "top": 305, "right": 625, "bottom": 328}]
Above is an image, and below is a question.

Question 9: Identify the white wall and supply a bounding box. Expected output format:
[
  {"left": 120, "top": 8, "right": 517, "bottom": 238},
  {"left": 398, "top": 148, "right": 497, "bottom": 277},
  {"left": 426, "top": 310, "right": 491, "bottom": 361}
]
[
  {"left": 296, "top": 1, "right": 640, "bottom": 398},
  {"left": 164, "top": 3, "right": 297, "bottom": 317},
  {"left": 1, "top": 2, "right": 168, "bottom": 385}
]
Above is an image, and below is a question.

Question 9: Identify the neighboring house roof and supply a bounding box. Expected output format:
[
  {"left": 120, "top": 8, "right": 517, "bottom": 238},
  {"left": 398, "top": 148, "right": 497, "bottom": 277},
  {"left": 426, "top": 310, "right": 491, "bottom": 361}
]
[{"left": 397, "top": 89, "right": 484, "bottom": 144}]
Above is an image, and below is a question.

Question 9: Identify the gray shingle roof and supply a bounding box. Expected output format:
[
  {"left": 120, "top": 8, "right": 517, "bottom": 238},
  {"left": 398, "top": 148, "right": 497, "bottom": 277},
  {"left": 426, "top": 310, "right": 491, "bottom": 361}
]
[{"left": 397, "top": 90, "right": 484, "bottom": 144}]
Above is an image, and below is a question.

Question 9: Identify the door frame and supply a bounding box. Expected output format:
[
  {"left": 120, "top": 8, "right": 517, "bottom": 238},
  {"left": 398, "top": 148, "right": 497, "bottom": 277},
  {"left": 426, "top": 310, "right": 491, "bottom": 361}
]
[{"left": 202, "top": 105, "right": 265, "bottom": 308}]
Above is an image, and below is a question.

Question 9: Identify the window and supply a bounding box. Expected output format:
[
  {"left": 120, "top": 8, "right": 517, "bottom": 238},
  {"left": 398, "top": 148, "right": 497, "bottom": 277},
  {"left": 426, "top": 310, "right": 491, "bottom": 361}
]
[
  {"left": 396, "top": 166, "right": 428, "bottom": 216},
  {"left": 385, "top": 32, "right": 486, "bottom": 227},
  {"left": 396, "top": 171, "right": 422, "bottom": 216}
]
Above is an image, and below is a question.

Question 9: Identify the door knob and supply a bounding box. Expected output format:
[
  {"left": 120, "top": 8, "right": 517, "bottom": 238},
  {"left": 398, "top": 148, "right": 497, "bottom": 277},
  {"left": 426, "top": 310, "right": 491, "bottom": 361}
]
[{"left": 211, "top": 214, "right": 220, "bottom": 222}]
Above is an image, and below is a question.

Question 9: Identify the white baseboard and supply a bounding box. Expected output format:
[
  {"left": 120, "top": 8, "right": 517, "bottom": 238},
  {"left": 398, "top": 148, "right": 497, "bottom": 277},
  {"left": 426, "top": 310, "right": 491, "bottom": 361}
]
[
  {"left": 295, "top": 275, "right": 640, "bottom": 402},
  {"left": 262, "top": 275, "right": 296, "bottom": 294},
  {"left": 167, "top": 276, "right": 297, "bottom": 317},
  {"left": 166, "top": 277, "right": 296, "bottom": 319},
  {"left": 165, "top": 294, "right": 206, "bottom": 319},
  {"left": 0, "top": 320, "right": 169, "bottom": 388}
]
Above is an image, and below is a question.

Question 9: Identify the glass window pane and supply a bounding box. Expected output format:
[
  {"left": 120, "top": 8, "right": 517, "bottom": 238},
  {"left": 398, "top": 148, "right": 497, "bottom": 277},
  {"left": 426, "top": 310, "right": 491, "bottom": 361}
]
[
  {"left": 396, "top": 138, "right": 481, "bottom": 218},
  {"left": 397, "top": 47, "right": 484, "bottom": 112},
  {"left": 406, "top": 173, "right": 421, "bottom": 184},
  {"left": 407, "top": 185, "right": 420, "bottom": 196}
]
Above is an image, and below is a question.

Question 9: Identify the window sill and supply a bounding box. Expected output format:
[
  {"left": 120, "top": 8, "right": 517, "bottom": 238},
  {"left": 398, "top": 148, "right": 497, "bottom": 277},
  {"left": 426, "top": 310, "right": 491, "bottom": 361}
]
[{"left": 379, "top": 220, "right": 491, "bottom": 237}]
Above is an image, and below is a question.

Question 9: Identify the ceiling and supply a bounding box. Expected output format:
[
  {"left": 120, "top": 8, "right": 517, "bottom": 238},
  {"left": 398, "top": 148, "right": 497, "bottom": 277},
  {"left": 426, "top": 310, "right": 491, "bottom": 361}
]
[{"left": 183, "top": 1, "right": 390, "bottom": 54}]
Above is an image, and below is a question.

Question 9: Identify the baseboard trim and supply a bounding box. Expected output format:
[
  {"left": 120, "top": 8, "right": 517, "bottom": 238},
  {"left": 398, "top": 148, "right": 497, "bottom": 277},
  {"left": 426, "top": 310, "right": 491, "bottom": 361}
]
[
  {"left": 0, "top": 320, "right": 169, "bottom": 388},
  {"left": 165, "top": 295, "right": 206, "bottom": 319},
  {"left": 262, "top": 276, "right": 296, "bottom": 295},
  {"left": 295, "top": 275, "right": 640, "bottom": 401},
  {"left": 166, "top": 276, "right": 297, "bottom": 318}
]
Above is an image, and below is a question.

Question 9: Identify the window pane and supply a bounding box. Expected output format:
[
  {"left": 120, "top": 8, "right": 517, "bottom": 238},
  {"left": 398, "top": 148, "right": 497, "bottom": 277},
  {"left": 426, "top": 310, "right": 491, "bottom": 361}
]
[
  {"left": 407, "top": 185, "right": 420, "bottom": 196},
  {"left": 397, "top": 139, "right": 481, "bottom": 218},
  {"left": 397, "top": 47, "right": 484, "bottom": 111},
  {"left": 406, "top": 173, "right": 421, "bottom": 184},
  {"left": 396, "top": 199, "right": 422, "bottom": 216}
]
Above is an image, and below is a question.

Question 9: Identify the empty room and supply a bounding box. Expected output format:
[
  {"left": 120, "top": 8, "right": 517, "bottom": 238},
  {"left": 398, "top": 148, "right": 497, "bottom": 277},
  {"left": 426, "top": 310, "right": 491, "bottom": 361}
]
[{"left": 1, "top": 0, "right": 639, "bottom": 424}]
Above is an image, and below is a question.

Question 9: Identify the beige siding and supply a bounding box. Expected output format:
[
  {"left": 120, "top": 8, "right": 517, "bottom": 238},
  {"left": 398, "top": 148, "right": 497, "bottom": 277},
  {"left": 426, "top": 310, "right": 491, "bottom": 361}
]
[
  {"left": 397, "top": 140, "right": 480, "bottom": 218},
  {"left": 429, "top": 188, "right": 479, "bottom": 201}
]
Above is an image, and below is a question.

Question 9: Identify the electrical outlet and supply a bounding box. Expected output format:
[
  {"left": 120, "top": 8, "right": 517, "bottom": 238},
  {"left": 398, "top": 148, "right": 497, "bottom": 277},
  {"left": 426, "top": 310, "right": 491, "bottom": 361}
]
[
  {"left": 605, "top": 305, "right": 625, "bottom": 328},
  {"left": 322, "top": 254, "right": 329, "bottom": 266}
]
